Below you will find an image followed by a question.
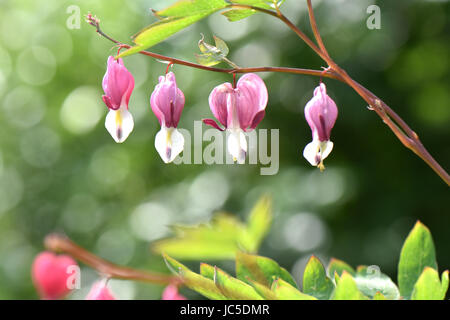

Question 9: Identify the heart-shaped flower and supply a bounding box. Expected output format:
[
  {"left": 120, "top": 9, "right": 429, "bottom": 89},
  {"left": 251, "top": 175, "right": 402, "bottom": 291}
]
[
  {"left": 85, "top": 280, "right": 116, "bottom": 300},
  {"left": 203, "top": 73, "right": 268, "bottom": 163},
  {"left": 31, "top": 251, "right": 78, "bottom": 300}
]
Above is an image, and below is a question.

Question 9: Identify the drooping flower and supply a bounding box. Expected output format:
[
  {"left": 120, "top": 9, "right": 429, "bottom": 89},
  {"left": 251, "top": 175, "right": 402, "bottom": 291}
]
[
  {"left": 85, "top": 280, "right": 116, "bottom": 300},
  {"left": 303, "top": 83, "right": 338, "bottom": 171},
  {"left": 203, "top": 73, "right": 268, "bottom": 163},
  {"left": 31, "top": 251, "right": 78, "bottom": 300},
  {"left": 161, "top": 284, "right": 187, "bottom": 300},
  {"left": 102, "top": 56, "right": 135, "bottom": 143},
  {"left": 150, "top": 72, "right": 185, "bottom": 163}
]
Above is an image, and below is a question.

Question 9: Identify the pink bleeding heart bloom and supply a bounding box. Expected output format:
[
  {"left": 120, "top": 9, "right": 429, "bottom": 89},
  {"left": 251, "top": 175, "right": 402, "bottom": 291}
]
[
  {"left": 203, "top": 73, "right": 268, "bottom": 163},
  {"left": 85, "top": 280, "right": 116, "bottom": 300},
  {"left": 102, "top": 56, "right": 135, "bottom": 143},
  {"left": 303, "top": 83, "right": 338, "bottom": 171},
  {"left": 162, "top": 284, "right": 187, "bottom": 300},
  {"left": 150, "top": 72, "right": 185, "bottom": 163},
  {"left": 31, "top": 251, "right": 78, "bottom": 300}
]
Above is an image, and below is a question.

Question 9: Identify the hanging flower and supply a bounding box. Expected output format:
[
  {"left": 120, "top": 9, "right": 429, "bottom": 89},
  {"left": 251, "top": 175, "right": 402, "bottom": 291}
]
[
  {"left": 85, "top": 280, "right": 116, "bottom": 300},
  {"left": 31, "top": 251, "right": 78, "bottom": 300},
  {"left": 150, "top": 72, "right": 185, "bottom": 163},
  {"left": 162, "top": 284, "right": 187, "bottom": 300},
  {"left": 102, "top": 56, "right": 135, "bottom": 143},
  {"left": 303, "top": 83, "right": 338, "bottom": 171},
  {"left": 203, "top": 73, "right": 268, "bottom": 163}
]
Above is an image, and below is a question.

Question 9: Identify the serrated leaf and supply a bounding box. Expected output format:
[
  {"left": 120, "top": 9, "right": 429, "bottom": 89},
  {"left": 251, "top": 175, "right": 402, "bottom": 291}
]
[
  {"left": 327, "top": 258, "right": 355, "bottom": 279},
  {"left": 164, "top": 254, "right": 227, "bottom": 300},
  {"left": 271, "top": 278, "right": 317, "bottom": 300},
  {"left": 214, "top": 267, "right": 264, "bottom": 300},
  {"left": 303, "top": 256, "right": 334, "bottom": 300},
  {"left": 332, "top": 272, "right": 369, "bottom": 300},
  {"left": 354, "top": 265, "right": 400, "bottom": 300},
  {"left": 411, "top": 268, "right": 449, "bottom": 300},
  {"left": 222, "top": 9, "right": 256, "bottom": 21},
  {"left": 242, "top": 195, "right": 272, "bottom": 252},
  {"left": 398, "top": 221, "right": 437, "bottom": 300},
  {"left": 236, "top": 251, "right": 297, "bottom": 288}
]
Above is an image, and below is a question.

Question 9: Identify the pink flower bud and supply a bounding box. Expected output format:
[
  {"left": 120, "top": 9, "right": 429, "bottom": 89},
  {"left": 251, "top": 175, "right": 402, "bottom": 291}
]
[
  {"left": 203, "top": 73, "right": 268, "bottom": 163},
  {"left": 150, "top": 72, "right": 185, "bottom": 163},
  {"left": 162, "top": 284, "right": 186, "bottom": 300},
  {"left": 85, "top": 280, "right": 116, "bottom": 300},
  {"left": 31, "top": 251, "right": 78, "bottom": 300},
  {"left": 303, "top": 83, "right": 338, "bottom": 170},
  {"left": 102, "top": 56, "right": 135, "bottom": 143}
]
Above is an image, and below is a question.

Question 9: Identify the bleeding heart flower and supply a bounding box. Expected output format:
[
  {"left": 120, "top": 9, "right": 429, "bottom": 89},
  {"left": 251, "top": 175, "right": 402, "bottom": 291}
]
[
  {"left": 150, "top": 72, "right": 185, "bottom": 163},
  {"left": 102, "top": 56, "right": 135, "bottom": 143},
  {"left": 85, "top": 280, "right": 116, "bottom": 300},
  {"left": 203, "top": 73, "right": 268, "bottom": 164},
  {"left": 303, "top": 83, "right": 338, "bottom": 171},
  {"left": 31, "top": 251, "right": 78, "bottom": 300},
  {"left": 162, "top": 284, "right": 187, "bottom": 300}
]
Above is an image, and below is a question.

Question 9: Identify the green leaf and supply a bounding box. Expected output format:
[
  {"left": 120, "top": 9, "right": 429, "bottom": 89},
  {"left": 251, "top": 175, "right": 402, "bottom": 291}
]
[
  {"left": 411, "top": 268, "right": 449, "bottom": 300},
  {"left": 152, "top": 213, "right": 247, "bottom": 260},
  {"left": 200, "top": 263, "right": 215, "bottom": 280},
  {"left": 354, "top": 265, "right": 400, "bottom": 300},
  {"left": 332, "top": 272, "right": 369, "bottom": 300},
  {"left": 242, "top": 195, "right": 272, "bottom": 252},
  {"left": 163, "top": 254, "right": 227, "bottom": 300},
  {"left": 272, "top": 278, "right": 317, "bottom": 300},
  {"left": 247, "top": 279, "right": 278, "bottom": 300},
  {"left": 303, "top": 256, "right": 334, "bottom": 300},
  {"left": 117, "top": 0, "right": 228, "bottom": 58},
  {"left": 398, "top": 221, "right": 438, "bottom": 300},
  {"left": 157, "top": 0, "right": 228, "bottom": 17},
  {"left": 236, "top": 251, "right": 297, "bottom": 288},
  {"left": 222, "top": 9, "right": 256, "bottom": 22},
  {"left": 227, "top": 0, "right": 273, "bottom": 10},
  {"left": 327, "top": 258, "right": 355, "bottom": 279},
  {"left": 373, "top": 292, "right": 387, "bottom": 300},
  {"left": 195, "top": 35, "right": 229, "bottom": 67},
  {"left": 214, "top": 267, "right": 264, "bottom": 300}
]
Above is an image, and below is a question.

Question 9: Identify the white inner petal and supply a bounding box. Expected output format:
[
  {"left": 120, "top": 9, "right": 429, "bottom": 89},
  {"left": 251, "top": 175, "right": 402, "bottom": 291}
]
[
  {"left": 155, "top": 126, "right": 184, "bottom": 164},
  {"left": 303, "top": 139, "right": 334, "bottom": 167},
  {"left": 105, "top": 106, "right": 134, "bottom": 143},
  {"left": 227, "top": 129, "right": 247, "bottom": 164}
]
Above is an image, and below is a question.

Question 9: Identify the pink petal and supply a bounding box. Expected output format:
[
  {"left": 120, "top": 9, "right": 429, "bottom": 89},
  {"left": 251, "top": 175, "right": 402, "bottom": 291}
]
[
  {"left": 202, "top": 118, "right": 225, "bottom": 131},
  {"left": 208, "top": 82, "right": 234, "bottom": 128},
  {"left": 162, "top": 284, "right": 187, "bottom": 300},
  {"left": 85, "top": 281, "right": 116, "bottom": 300},
  {"left": 235, "top": 73, "right": 268, "bottom": 130},
  {"left": 102, "top": 56, "right": 135, "bottom": 110}
]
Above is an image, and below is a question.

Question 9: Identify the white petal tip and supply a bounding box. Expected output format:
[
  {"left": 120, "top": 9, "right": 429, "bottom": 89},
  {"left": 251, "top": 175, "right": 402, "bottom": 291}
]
[
  {"left": 303, "top": 140, "right": 333, "bottom": 168},
  {"left": 155, "top": 127, "right": 184, "bottom": 163},
  {"left": 227, "top": 129, "right": 247, "bottom": 164},
  {"left": 105, "top": 108, "right": 134, "bottom": 143}
]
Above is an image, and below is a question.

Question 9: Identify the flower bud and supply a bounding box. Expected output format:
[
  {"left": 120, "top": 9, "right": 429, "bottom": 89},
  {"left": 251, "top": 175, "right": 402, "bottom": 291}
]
[
  {"left": 203, "top": 73, "right": 268, "bottom": 163},
  {"left": 85, "top": 280, "right": 116, "bottom": 300},
  {"left": 150, "top": 72, "right": 185, "bottom": 163},
  {"left": 102, "top": 56, "right": 135, "bottom": 143},
  {"left": 303, "top": 83, "right": 338, "bottom": 170},
  {"left": 31, "top": 251, "right": 78, "bottom": 300}
]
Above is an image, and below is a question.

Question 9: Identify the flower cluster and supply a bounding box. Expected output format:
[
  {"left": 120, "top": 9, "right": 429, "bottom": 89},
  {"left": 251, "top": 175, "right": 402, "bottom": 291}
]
[{"left": 101, "top": 56, "right": 339, "bottom": 168}]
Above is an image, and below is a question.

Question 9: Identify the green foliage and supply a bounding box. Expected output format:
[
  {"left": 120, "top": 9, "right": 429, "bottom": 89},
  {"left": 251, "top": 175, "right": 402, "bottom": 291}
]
[
  {"left": 163, "top": 221, "right": 448, "bottom": 300},
  {"left": 411, "top": 268, "right": 449, "bottom": 300},
  {"left": 195, "top": 35, "right": 230, "bottom": 67},
  {"left": 152, "top": 195, "right": 272, "bottom": 260},
  {"left": 236, "top": 251, "right": 297, "bottom": 287},
  {"left": 303, "top": 256, "right": 334, "bottom": 300},
  {"left": 398, "top": 221, "right": 438, "bottom": 299}
]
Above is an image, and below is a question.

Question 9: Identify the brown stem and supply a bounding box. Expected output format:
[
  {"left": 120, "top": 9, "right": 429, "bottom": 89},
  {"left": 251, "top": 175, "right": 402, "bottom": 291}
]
[{"left": 45, "top": 233, "right": 180, "bottom": 285}]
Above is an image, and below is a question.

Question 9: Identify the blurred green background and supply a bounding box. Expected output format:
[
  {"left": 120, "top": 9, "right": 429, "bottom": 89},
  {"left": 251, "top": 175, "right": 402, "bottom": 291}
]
[{"left": 0, "top": 0, "right": 448, "bottom": 299}]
